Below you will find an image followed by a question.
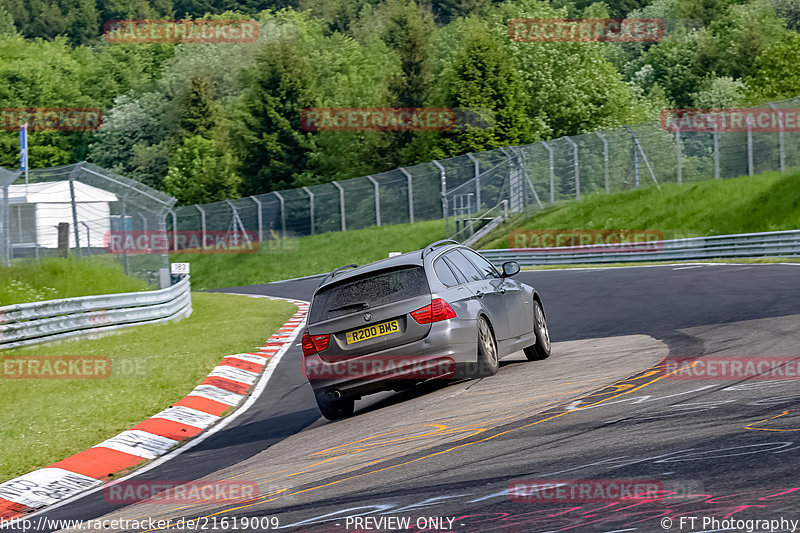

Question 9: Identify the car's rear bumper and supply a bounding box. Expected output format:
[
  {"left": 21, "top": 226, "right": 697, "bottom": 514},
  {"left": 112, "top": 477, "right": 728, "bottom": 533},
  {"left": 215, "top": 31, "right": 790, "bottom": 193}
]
[{"left": 304, "top": 318, "right": 479, "bottom": 400}]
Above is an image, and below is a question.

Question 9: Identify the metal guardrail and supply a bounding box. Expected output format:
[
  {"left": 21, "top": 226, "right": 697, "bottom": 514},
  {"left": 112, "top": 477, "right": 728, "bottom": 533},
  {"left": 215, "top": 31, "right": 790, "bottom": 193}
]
[
  {"left": 0, "top": 276, "right": 192, "bottom": 349},
  {"left": 480, "top": 229, "right": 800, "bottom": 265}
]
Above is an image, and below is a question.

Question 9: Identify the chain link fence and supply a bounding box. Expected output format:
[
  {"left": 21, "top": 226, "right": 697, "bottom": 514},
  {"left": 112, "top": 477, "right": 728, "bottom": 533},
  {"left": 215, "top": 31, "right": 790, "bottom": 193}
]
[
  {"left": 0, "top": 162, "right": 176, "bottom": 287},
  {"left": 3, "top": 96, "right": 798, "bottom": 276},
  {"left": 168, "top": 96, "right": 800, "bottom": 246}
]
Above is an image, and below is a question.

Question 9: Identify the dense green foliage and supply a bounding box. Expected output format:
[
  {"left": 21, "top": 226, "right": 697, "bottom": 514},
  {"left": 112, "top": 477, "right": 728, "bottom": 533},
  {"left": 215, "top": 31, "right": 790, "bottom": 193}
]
[{"left": 1, "top": 0, "right": 798, "bottom": 205}]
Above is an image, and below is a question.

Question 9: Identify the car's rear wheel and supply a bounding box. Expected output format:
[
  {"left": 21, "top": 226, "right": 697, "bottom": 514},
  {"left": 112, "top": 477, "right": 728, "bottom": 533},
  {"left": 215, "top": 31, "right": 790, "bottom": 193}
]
[
  {"left": 477, "top": 316, "right": 499, "bottom": 376},
  {"left": 315, "top": 392, "right": 355, "bottom": 421},
  {"left": 524, "top": 300, "right": 551, "bottom": 361}
]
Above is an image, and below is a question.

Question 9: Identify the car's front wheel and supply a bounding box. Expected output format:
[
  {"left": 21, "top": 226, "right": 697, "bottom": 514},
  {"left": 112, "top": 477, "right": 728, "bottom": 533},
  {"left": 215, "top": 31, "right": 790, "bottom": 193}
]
[
  {"left": 315, "top": 392, "right": 355, "bottom": 420},
  {"left": 477, "top": 316, "right": 500, "bottom": 376},
  {"left": 524, "top": 300, "right": 551, "bottom": 361}
]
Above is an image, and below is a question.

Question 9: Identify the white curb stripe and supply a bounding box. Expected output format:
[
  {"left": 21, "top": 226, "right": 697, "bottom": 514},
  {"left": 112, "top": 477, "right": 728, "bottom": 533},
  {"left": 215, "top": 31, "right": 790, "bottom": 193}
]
[
  {"left": 0, "top": 468, "right": 101, "bottom": 509},
  {"left": 186, "top": 385, "right": 244, "bottom": 406},
  {"left": 150, "top": 406, "right": 219, "bottom": 429},
  {"left": 93, "top": 431, "right": 178, "bottom": 460}
]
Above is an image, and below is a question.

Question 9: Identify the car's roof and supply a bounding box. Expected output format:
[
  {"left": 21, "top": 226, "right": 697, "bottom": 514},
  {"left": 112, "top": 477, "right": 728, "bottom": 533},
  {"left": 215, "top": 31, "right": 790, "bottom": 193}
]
[{"left": 315, "top": 242, "right": 462, "bottom": 290}]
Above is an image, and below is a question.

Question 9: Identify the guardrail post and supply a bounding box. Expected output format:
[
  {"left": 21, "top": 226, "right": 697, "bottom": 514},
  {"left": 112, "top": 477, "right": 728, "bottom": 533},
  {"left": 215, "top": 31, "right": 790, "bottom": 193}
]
[
  {"left": 542, "top": 141, "right": 555, "bottom": 203},
  {"left": 400, "top": 168, "right": 414, "bottom": 224},
  {"left": 675, "top": 127, "right": 682, "bottom": 185},
  {"left": 564, "top": 137, "right": 580, "bottom": 200},
  {"left": 302, "top": 186, "right": 315, "bottom": 235},
  {"left": 332, "top": 180, "right": 346, "bottom": 231},
  {"left": 250, "top": 196, "right": 263, "bottom": 242},
  {"left": 432, "top": 160, "right": 447, "bottom": 235},
  {"left": 273, "top": 191, "right": 286, "bottom": 237},
  {"left": 366, "top": 176, "right": 381, "bottom": 226},
  {"left": 596, "top": 132, "right": 609, "bottom": 193},
  {"left": 467, "top": 153, "right": 481, "bottom": 210},
  {"left": 194, "top": 205, "right": 206, "bottom": 248},
  {"left": 747, "top": 116, "right": 754, "bottom": 176},
  {"left": 769, "top": 103, "right": 786, "bottom": 173}
]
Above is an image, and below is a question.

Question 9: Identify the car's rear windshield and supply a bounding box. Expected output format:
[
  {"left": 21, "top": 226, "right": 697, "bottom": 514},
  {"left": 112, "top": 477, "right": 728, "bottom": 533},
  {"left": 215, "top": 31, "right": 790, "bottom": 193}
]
[{"left": 310, "top": 266, "right": 429, "bottom": 323}]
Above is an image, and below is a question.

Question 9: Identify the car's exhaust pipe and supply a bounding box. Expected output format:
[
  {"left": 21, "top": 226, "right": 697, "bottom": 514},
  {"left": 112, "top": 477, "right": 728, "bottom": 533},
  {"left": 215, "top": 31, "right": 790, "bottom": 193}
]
[{"left": 327, "top": 389, "right": 342, "bottom": 400}]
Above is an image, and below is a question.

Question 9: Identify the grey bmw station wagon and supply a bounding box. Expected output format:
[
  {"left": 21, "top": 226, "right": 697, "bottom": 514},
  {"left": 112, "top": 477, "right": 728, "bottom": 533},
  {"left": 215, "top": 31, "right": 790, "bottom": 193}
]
[{"left": 301, "top": 240, "right": 551, "bottom": 420}]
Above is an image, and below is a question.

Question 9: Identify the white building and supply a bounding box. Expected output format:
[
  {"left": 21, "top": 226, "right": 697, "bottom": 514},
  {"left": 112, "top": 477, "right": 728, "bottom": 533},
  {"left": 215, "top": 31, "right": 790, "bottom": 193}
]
[{"left": 8, "top": 181, "right": 118, "bottom": 251}]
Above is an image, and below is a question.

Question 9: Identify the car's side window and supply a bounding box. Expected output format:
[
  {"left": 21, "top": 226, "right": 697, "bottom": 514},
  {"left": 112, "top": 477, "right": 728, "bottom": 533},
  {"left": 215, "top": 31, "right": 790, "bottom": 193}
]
[
  {"left": 433, "top": 257, "right": 459, "bottom": 287},
  {"left": 443, "top": 256, "right": 468, "bottom": 284},
  {"left": 445, "top": 250, "right": 483, "bottom": 282},
  {"left": 461, "top": 249, "right": 501, "bottom": 279}
]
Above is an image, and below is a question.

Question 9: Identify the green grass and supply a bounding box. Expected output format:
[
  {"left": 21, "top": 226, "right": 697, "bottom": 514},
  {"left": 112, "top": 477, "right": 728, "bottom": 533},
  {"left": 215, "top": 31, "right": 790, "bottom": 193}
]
[
  {"left": 0, "top": 292, "right": 296, "bottom": 483},
  {"left": 172, "top": 219, "right": 446, "bottom": 289},
  {"left": 478, "top": 170, "right": 800, "bottom": 249},
  {"left": 0, "top": 257, "right": 150, "bottom": 306}
]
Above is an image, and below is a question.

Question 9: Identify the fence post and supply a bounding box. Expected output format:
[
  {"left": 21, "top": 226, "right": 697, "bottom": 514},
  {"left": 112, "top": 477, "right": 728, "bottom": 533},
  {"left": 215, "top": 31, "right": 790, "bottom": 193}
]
[
  {"left": 250, "top": 196, "right": 263, "bottom": 242},
  {"left": 746, "top": 116, "right": 754, "bottom": 176},
  {"left": 169, "top": 209, "right": 178, "bottom": 251},
  {"left": 624, "top": 126, "right": 661, "bottom": 190},
  {"left": 68, "top": 166, "right": 81, "bottom": 255},
  {"left": 432, "top": 160, "right": 447, "bottom": 236},
  {"left": 194, "top": 205, "right": 206, "bottom": 249},
  {"left": 542, "top": 141, "right": 555, "bottom": 203},
  {"left": 137, "top": 213, "right": 148, "bottom": 232},
  {"left": 331, "top": 180, "right": 346, "bottom": 231},
  {"left": 564, "top": 137, "right": 580, "bottom": 200},
  {"left": 713, "top": 121, "right": 720, "bottom": 180},
  {"left": 768, "top": 103, "right": 786, "bottom": 173},
  {"left": 675, "top": 127, "right": 682, "bottom": 185},
  {"left": 467, "top": 153, "right": 481, "bottom": 210},
  {"left": 400, "top": 167, "right": 414, "bottom": 224},
  {"left": 273, "top": 191, "right": 286, "bottom": 237},
  {"left": 302, "top": 186, "right": 315, "bottom": 235},
  {"left": 596, "top": 132, "right": 609, "bottom": 193},
  {"left": 121, "top": 198, "right": 129, "bottom": 274},
  {"left": 366, "top": 176, "right": 381, "bottom": 226}
]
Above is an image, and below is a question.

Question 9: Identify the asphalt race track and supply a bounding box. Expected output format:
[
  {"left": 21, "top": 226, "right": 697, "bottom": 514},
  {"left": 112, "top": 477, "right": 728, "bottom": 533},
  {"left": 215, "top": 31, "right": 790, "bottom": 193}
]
[{"left": 24, "top": 263, "right": 800, "bottom": 533}]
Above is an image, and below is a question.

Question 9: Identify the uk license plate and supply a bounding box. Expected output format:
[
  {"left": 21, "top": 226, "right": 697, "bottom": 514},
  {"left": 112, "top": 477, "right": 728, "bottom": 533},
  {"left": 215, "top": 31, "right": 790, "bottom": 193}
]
[{"left": 346, "top": 320, "right": 399, "bottom": 344}]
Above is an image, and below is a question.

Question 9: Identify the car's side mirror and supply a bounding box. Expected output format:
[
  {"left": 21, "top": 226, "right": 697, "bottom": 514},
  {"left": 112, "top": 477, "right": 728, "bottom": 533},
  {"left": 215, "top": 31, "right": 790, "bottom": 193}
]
[{"left": 501, "top": 261, "right": 520, "bottom": 277}]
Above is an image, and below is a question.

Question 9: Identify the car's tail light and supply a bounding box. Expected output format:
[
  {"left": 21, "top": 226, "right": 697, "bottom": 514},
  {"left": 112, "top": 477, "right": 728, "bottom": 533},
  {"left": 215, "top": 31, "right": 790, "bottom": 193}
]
[
  {"left": 301, "top": 333, "right": 330, "bottom": 356},
  {"left": 410, "top": 298, "right": 457, "bottom": 324}
]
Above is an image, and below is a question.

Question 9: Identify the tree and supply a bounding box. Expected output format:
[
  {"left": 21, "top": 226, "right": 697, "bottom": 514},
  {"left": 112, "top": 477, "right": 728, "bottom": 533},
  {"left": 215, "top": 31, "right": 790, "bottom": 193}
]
[
  {"left": 378, "top": 0, "right": 435, "bottom": 166},
  {"left": 745, "top": 32, "right": 800, "bottom": 102},
  {"left": 232, "top": 40, "right": 313, "bottom": 194},
  {"left": 179, "top": 73, "right": 220, "bottom": 138},
  {"left": 163, "top": 135, "right": 240, "bottom": 205},
  {"left": 428, "top": 18, "right": 531, "bottom": 158},
  {"left": 0, "top": 4, "right": 16, "bottom": 34}
]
